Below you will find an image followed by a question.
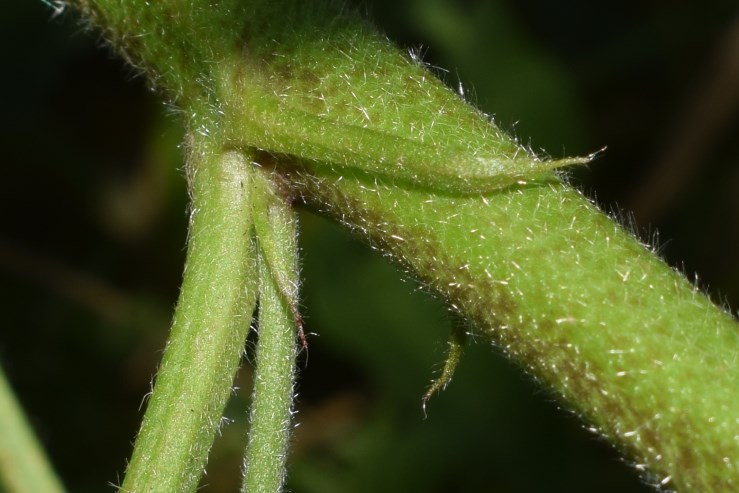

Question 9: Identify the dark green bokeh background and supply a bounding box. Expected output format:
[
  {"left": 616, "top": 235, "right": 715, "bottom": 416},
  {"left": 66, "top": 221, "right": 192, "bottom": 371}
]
[{"left": 2, "top": 1, "right": 738, "bottom": 492}]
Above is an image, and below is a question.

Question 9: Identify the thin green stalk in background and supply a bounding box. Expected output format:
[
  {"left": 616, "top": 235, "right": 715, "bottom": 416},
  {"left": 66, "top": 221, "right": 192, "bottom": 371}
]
[{"left": 0, "top": 368, "right": 66, "bottom": 493}]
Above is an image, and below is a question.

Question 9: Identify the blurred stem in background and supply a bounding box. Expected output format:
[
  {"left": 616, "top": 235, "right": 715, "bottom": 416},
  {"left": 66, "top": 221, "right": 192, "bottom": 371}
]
[{"left": 0, "top": 369, "right": 66, "bottom": 493}]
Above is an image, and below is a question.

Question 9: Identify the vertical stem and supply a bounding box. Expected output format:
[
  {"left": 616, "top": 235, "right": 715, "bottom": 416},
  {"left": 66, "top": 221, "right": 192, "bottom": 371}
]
[
  {"left": 121, "top": 142, "right": 257, "bottom": 492},
  {"left": 0, "top": 368, "right": 66, "bottom": 493},
  {"left": 242, "top": 169, "right": 299, "bottom": 493}
]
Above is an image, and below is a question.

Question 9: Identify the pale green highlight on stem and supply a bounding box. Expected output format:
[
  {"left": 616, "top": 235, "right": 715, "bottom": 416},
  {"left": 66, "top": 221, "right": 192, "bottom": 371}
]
[
  {"left": 120, "top": 143, "right": 257, "bottom": 493},
  {"left": 0, "top": 368, "right": 67, "bottom": 493},
  {"left": 243, "top": 169, "right": 300, "bottom": 493}
]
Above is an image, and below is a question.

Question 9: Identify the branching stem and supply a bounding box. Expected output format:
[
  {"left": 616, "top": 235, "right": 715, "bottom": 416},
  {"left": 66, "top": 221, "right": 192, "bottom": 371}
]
[{"left": 51, "top": 1, "right": 739, "bottom": 491}]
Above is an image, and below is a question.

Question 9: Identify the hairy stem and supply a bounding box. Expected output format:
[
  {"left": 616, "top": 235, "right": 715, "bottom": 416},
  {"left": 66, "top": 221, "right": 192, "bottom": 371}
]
[
  {"left": 63, "top": 0, "right": 739, "bottom": 491},
  {"left": 121, "top": 142, "right": 257, "bottom": 492},
  {"left": 288, "top": 167, "right": 738, "bottom": 492},
  {"left": 242, "top": 168, "right": 300, "bottom": 493}
]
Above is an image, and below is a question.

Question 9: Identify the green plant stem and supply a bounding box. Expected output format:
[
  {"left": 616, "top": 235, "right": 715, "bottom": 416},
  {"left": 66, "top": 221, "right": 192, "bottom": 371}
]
[
  {"left": 121, "top": 142, "right": 257, "bottom": 492},
  {"left": 242, "top": 169, "right": 299, "bottom": 493},
  {"left": 288, "top": 167, "right": 738, "bottom": 492},
  {"left": 0, "top": 367, "right": 66, "bottom": 493},
  {"left": 61, "top": 1, "right": 739, "bottom": 490}
]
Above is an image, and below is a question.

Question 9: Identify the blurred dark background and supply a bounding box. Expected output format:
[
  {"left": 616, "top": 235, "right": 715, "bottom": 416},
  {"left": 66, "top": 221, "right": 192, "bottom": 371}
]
[{"left": 1, "top": 1, "right": 738, "bottom": 492}]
